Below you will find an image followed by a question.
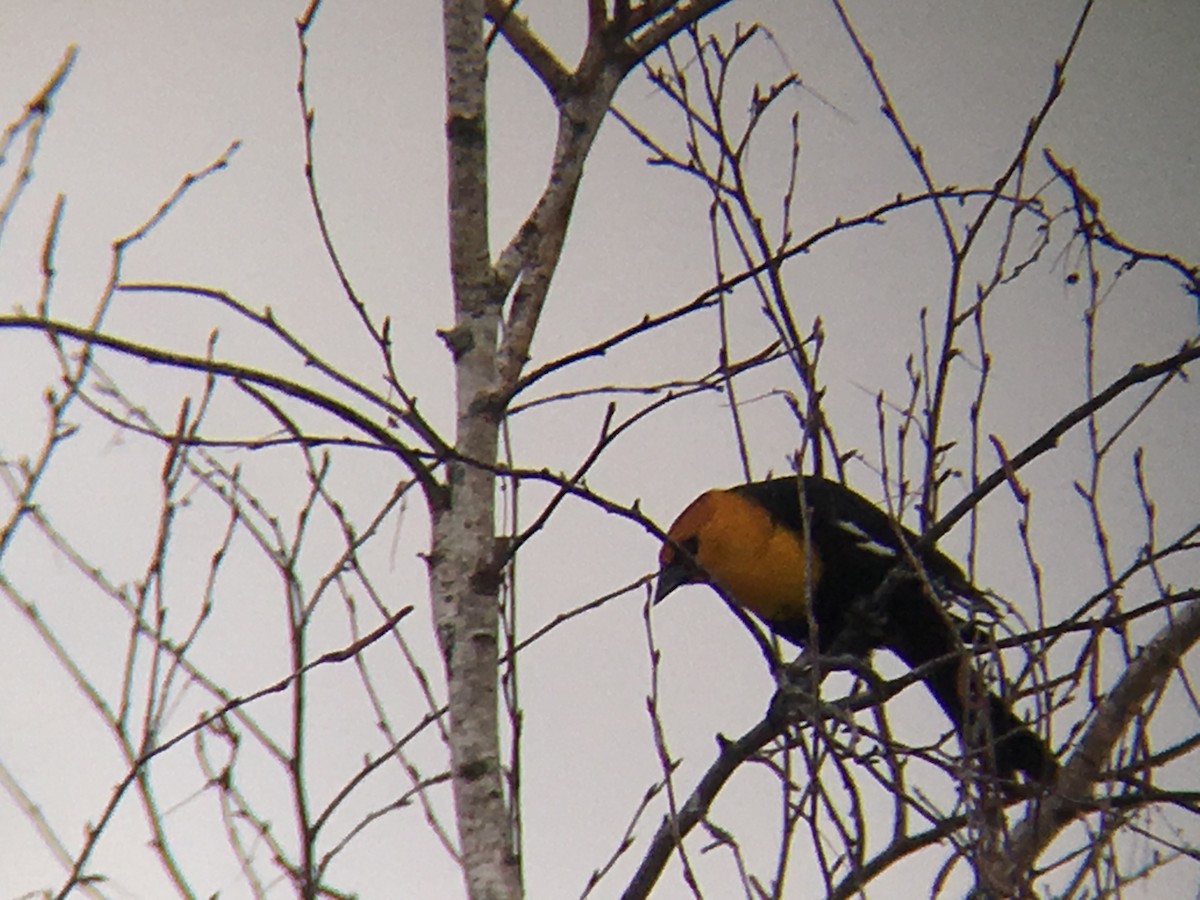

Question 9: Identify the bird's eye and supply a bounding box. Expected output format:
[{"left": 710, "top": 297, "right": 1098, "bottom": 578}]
[{"left": 680, "top": 537, "right": 699, "bottom": 557}]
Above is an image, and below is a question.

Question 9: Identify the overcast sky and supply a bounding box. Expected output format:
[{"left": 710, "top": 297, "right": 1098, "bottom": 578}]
[{"left": 1, "top": 2, "right": 1198, "bottom": 897}]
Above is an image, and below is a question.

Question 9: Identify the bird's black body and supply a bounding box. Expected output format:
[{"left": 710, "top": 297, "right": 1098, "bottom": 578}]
[
  {"left": 733, "top": 477, "right": 969, "bottom": 651},
  {"left": 658, "top": 475, "right": 1056, "bottom": 786}
]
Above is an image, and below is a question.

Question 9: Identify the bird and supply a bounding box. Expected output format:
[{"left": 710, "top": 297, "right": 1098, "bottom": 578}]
[{"left": 654, "top": 474, "right": 1056, "bottom": 787}]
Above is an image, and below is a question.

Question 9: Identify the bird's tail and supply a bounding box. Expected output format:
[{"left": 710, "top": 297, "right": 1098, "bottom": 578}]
[
  {"left": 872, "top": 578, "right": 1055, "bottom": 785},
  {"left": 919, "top": 658, "right": 1057, "bottom": 786},
  {"left": 882, "top": 581, "right": 1055, "bottom": 786}
]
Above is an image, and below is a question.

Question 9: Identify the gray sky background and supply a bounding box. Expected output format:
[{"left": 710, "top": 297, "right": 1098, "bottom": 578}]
[{"left": 1, "top": 2, "right": 1198, "bottom": 897}]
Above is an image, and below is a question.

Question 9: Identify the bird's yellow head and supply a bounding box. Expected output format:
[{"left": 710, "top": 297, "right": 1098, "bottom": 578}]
[{"left": 655, "top": 487, "right": 821, "bottom": 621}]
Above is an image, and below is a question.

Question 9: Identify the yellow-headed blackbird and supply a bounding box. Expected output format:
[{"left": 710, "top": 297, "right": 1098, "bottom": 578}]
[{"left": 655, "top": 475, "right": 1056, "bottom": 786}]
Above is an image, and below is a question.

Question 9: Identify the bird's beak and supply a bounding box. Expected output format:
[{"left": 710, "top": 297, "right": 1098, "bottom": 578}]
[{"left": 654, "top": 562, "right": 689, "bottom": 604}]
